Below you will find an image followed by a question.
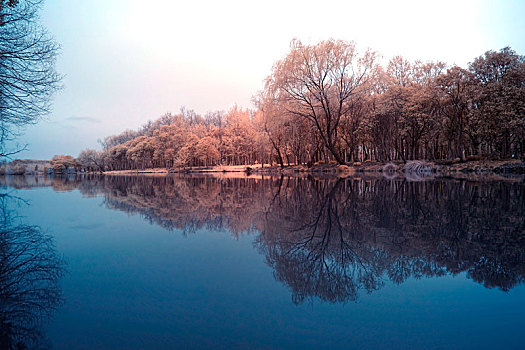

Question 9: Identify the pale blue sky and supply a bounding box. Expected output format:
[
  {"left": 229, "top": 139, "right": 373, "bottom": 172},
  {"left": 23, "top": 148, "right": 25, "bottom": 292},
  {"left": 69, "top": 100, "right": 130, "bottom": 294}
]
[{"left": 11, "top": 0, "right": 525, "bottom": 159}]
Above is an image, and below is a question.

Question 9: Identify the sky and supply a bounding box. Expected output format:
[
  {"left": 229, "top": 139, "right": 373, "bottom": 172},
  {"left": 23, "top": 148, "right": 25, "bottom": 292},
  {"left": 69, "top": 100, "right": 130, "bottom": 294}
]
[{"left": 11, "top": 0, "right": 525, "bottom": 159}]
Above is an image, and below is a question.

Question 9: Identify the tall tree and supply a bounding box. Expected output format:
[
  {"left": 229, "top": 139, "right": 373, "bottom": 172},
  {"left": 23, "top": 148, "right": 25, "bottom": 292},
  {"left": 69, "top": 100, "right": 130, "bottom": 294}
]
[
  {"left": 469, "top": 48, "right": 525, "bottom": 157},
  {"left": 436, "top": 66, "right": 473, "bottom": 161},
  {"left": 263, "top": 39, "right": 377, "bottom": 164},
  {"left": 0, "top": 0, "right": 61, "bottom": 156}
]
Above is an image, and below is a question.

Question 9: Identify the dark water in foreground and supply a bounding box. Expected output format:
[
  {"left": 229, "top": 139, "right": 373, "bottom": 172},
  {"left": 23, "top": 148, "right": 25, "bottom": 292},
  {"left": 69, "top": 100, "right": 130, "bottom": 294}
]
[{"left": 0, "top": 174, "right": 524, "bottom": 349}]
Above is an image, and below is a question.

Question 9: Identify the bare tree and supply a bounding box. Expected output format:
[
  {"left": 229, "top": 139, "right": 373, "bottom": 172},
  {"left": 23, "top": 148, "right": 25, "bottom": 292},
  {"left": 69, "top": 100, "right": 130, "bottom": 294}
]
[
  {"left": 77, "top": 149, "right": 105, "bottom": 172},
  {"left": 0, "top": 0, "right": 61, "bottom": 156},
  {"left": 263, "top": 39, "right": 377, "bottom": 164}
]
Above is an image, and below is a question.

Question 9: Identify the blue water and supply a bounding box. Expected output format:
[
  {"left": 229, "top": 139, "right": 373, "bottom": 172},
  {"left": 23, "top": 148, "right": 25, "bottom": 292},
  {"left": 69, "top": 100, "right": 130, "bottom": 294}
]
[{"left": 1, "top": 175, "right": 524, "bottom": 349}]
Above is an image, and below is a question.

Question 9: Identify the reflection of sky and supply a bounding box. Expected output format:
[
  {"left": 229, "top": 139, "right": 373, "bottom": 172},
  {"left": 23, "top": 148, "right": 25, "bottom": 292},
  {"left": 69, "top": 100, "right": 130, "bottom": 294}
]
[
  {"left": 14, "top": 0, "right": 525, "bottom": 160},
  {"left": 10, "top": 183, "right": 525, "bottom": 349}
]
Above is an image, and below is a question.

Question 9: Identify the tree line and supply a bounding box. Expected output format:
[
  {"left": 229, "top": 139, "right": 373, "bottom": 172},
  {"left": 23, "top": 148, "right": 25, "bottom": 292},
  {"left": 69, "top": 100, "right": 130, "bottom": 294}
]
[{"left": 69, "top": 41, "right": 524, "bottom": 172}]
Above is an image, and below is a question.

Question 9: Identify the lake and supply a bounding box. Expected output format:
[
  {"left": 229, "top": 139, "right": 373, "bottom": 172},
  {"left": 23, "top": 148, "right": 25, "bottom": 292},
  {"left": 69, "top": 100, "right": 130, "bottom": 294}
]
[{"left": 1, "top": 174, "right": 524, "bottom": 349}]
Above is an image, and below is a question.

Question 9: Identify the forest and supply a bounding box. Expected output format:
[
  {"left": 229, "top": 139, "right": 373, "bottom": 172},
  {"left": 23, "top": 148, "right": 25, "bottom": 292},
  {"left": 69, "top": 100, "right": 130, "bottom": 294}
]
[{"left": 66, "top": 41, "right": 525, "bottom": 172}]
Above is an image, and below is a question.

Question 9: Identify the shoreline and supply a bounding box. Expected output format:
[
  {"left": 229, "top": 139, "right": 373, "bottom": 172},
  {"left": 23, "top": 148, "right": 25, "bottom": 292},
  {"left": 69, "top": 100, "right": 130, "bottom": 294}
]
[
  {"left": 101, "top": 159, "right": 525, "bottom": 177},
  {"left": 3, "top": 159, "right": 524, "bottom": 178}
]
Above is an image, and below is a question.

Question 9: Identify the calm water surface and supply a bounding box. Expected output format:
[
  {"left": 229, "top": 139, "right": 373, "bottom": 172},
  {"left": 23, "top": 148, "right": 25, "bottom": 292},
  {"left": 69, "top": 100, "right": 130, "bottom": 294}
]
[{"left": 1, "top": 174, "right": 524, "bottom": 349}]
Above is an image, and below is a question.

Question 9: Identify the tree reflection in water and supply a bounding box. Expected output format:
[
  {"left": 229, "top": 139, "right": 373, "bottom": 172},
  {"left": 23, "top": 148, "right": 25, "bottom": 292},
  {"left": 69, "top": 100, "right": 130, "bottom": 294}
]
[
  {"left": 2, "top": 174, "right": 524, "bottom": 304},
  {"left": 0, "top": 193, "right": 63, "bottom": 349},
  {"left": 258, "top": 179, "right": 387, "bottom": 303},
  {"left": 257, "top": 178, "right": 525, "bottom": 303}
]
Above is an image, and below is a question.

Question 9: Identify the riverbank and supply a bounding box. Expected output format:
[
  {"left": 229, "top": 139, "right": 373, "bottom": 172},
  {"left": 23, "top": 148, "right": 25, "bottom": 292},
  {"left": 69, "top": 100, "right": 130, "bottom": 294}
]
[{"left": 101, "top": 159, "right": 525, "bottom": 177}]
